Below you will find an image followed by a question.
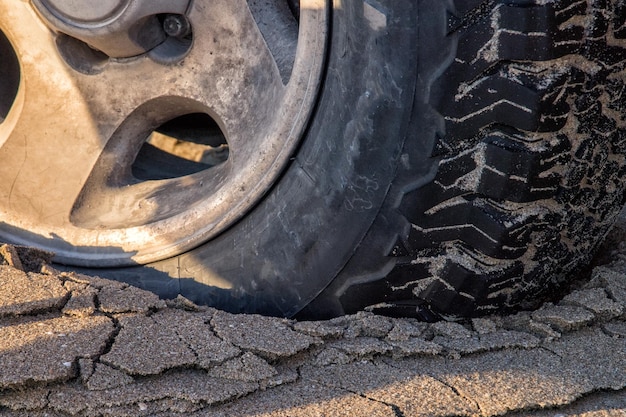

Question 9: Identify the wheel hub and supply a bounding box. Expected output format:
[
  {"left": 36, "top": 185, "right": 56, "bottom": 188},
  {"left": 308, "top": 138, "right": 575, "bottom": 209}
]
[
  {"left": 36, "top": 0, "right": 129, "bottom": 23},
  {"left": 31, "top": 0, "right": 191, "bottom": 57}
]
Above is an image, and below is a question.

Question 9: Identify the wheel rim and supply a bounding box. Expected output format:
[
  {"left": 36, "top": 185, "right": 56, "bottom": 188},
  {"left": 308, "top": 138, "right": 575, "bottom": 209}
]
[{"left": 0, "top": 0, "right": 328, "bottom": 266}]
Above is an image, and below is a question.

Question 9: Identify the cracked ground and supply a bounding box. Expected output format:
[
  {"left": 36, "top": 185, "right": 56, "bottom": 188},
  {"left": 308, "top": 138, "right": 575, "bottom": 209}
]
[{"left": 0, "top": 226, "right": 625, "bottom": 416}]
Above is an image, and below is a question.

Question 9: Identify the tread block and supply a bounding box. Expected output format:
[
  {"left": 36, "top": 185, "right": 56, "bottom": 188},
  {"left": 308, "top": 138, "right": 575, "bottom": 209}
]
[
  {"left": 396, "top": 132, "right": 567, "bottom": 260},
  {"left": 338, "top": 264, "right": 431, "bottom": 314},
  {"left": 421, "top": 281, "right": 477, "bottom": 316},
  {"left": 436, "top": 66, "right": 572, "bottom": 144}
]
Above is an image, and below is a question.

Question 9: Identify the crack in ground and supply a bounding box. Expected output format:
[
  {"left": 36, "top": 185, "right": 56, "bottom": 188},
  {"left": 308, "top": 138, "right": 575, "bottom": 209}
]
[
  {"left": 430, "top": 374, "right": 483, "bottom": 417},
  {"left": 300, "top": 367, "right": 405, "bottom": 417},
  {"left": 153, "top": 314, "right": 202, "bottom": 366},
  {"left": 382, "top": 359, "right": 483, "bottom": 416},
  {"left": 91, "top": 293, "right": 122, "bottom": 365},
  {"left": 333, "top": 385, "right": 406, "bottom": 417},
  {"left": 42, "top": 389, "right": 52, "bottom": 410},
  {"left": 598, "top": 322, "right": 625, "bottom": 339},
  {"left": 178, "top": 333, "right": 201, "bottom": 364},
  {"left": 56, "top": 289, "right": 72, "bottom": 314},
  {"left": 538, "top": 345, "right": 563, "bottom": 360},
  {"left": 358, "top": 393, "right": 406, "bottom": 417}
]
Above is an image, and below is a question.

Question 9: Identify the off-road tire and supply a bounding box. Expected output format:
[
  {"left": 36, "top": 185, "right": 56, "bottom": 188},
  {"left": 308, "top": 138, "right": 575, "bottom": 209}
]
[{"left": 301, "top": 0, "right": 626, "bottom": 320}]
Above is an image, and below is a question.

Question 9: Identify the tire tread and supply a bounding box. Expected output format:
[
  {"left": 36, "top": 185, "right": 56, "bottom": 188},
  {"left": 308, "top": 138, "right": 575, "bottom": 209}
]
[{"left": 331, "top": 0, "right": 626, "bottom": 319}]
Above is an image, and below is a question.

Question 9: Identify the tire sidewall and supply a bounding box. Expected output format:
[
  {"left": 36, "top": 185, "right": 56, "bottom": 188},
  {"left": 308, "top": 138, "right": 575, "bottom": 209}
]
[{"left": 88, "top": 0, "right": 419, "bottom": 317}]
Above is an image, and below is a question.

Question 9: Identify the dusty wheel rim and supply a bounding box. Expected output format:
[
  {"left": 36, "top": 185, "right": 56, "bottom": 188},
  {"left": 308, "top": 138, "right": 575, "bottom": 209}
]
[{"left": 0, "top": 0, "right": 328, "bottom": 266}]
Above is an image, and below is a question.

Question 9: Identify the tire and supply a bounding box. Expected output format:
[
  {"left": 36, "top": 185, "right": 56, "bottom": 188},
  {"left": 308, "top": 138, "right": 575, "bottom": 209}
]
[
  {"left": 303, "top": 0, "right": 626, "bottom": 319},
  {"left": 0, "top": 0, "right": 625, "bottom": 320}
]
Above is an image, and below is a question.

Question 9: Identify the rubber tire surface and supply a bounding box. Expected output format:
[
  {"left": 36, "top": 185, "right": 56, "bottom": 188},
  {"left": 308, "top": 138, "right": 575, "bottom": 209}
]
[
  {"left": 77, "top": 0, "right": 420, "bottom": 317},
  {"left": 303, "top": 0, "right": 626, "bottom": 319},
  {"left": 74, "top": 0, "right": 626, "bottom": 320}
]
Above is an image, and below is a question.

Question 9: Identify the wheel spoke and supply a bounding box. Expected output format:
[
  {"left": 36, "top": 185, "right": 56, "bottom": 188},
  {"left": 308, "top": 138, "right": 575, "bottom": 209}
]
[
  {"left": 180, "top": 0, "right": 290, "bottom": 151},
  {"left": 0, "top": 3, "right": 108, "bottom": 228}
]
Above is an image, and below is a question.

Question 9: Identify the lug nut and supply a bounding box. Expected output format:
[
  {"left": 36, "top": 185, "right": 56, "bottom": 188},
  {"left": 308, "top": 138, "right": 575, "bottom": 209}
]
[{"left": 163, "top": 14, "right": 191, "bottom": 38}]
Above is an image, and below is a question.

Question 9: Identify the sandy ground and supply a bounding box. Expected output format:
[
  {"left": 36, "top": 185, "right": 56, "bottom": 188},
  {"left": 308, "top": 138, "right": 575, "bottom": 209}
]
[{"left": 0, "top": 222, "right": 625, "bottom": 416}]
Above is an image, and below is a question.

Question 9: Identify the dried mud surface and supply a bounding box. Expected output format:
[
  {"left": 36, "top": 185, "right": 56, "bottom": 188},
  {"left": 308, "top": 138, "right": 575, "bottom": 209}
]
[{"left": 0, "top": 222, "right": 625, "bottom": 417}]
